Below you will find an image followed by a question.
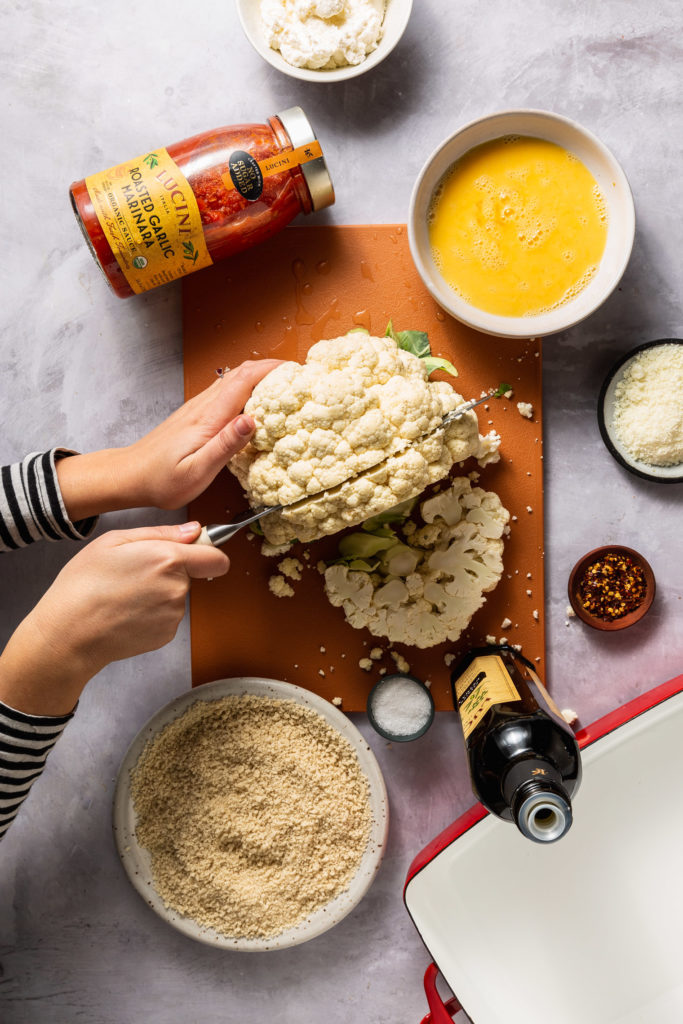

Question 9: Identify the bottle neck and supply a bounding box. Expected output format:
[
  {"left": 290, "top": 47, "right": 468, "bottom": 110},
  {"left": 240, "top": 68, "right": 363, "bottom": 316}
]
[{"left": 503, "top": 758, "right": 573, "bottom": 844}]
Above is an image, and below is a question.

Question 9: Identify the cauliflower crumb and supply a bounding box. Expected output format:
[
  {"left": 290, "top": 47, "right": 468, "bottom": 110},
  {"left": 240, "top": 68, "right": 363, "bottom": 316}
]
[
  {"left": 500, "top": 617, "right": 512, "bottom": 629},
  {"left": 424, "top": 679, "right": 432, "bottom": 689},
  {"left": 444, "top": 653, "right": 455, "bottom": 667},
  {"left": 526, "top": 589, "right": 532, "bottom": 596},
  {"left": 561, "top": 708, "right": 579, "bottom": 728},
  {"left": 390, "top": 650, "right": 410, "bottom": 673},
  {"left": 278, "top": 557, "right": 303, "bottom": 581},
  {"left": 516, "top": 401, "right": 534, "bottom": 419},
  {"left": 268, "top": 574, "right": 295, "bottom": 598},
  {"left": 369, "top": 647, "right": 383, "bottom": 661},
  {"left": 533, "top": 609, "right": 539, "bottom": 621},
  {"left": 359, "top": 658, "right": 373, "bottom": 671},
  {"left": 331, "top": 696, "right": 343, "bottom": 707},
  {"left": 319, "top": 645, "right": 326, "bottom": 653},
  {"left": 379, "top": 667, "right": 387, "bottom": 676},
  {"left": 262, "top": 540, "right": 293, "bottom": 558},
  {"left": 486, "top": 634, "right": 497, "bottom": 645},
  {"left": 511, "top": 643, "right": 522, "bottom": 652},
  {"left": 499, "top": 636, "right": 509, "bottom": 645},
  {"left": 317, "top": 560, "right": 327, "bottom": 574},
  {"left": 526, "top": 506, "right": 533, "bottom": 513},
  {"left": 504, "top": 389, "right": 514, "bottom": 399},
  {"left": 566, "top": 605, "right": 576, "bottom": 618}
]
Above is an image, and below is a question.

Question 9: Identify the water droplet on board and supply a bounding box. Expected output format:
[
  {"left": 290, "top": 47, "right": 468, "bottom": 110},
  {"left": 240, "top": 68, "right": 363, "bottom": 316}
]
[
  {"left": 214, "top": 323, "right": 223, "bottom": 332},
  {"left": 291, "top": 258, "right": 314, "bottom": 324},
  {"left": 352, "top": 310, "right": 371, "bottom": 331},
  {"left": 311, "top": 299, "right": 341, "bottom": 340},
  {"left": 316, "top": 260, "right": 331, "bottom": 275},
  {"left": 254, "top": 320, "right": 264, "bottom": 333},
  {"left": 360, "top": 260, "right": 374, "bottom": 281},
  {"left": 435, "top": 310, "right": 445, "bottom": 321}
]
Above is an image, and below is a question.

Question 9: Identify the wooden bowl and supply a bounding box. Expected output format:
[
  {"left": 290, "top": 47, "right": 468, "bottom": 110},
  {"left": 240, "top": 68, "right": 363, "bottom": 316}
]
[{"left": 568, "top": 545, "right": 655, "bottom": 631}]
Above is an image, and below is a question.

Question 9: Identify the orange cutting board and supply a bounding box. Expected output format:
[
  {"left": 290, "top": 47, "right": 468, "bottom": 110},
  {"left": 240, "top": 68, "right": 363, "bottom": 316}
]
[{"left": 183, "top": 225, "right": 544, "bottom": 711}]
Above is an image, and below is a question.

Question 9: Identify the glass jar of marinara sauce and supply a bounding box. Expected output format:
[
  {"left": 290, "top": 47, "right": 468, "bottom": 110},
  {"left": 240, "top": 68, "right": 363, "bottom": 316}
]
[{"left": 69, "top": 107, "right": 334, "bottom": 299}]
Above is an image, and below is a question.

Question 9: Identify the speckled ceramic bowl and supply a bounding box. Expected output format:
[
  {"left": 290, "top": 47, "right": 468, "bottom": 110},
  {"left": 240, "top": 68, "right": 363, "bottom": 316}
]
[
  {"left": 114, "top": 677, "right": 389, "bottom": 951},
  {"left": 236, "top": 0, "right": 413, "bottom": 83}
]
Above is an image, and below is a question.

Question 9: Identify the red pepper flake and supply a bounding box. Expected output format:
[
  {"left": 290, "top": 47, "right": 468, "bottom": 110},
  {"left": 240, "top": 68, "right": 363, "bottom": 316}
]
[{"left": 576, "top": 553, "right": 647, "bottom": 621}]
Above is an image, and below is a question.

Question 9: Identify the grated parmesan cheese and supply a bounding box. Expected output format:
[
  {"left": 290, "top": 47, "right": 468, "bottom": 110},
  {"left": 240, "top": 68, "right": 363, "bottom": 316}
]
[{"left": 612, "top": 343, "right": 683, "bottom": 466}]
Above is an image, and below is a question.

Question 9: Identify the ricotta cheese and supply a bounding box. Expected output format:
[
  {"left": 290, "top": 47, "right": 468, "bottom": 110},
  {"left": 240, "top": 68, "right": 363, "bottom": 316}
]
[
  {"left": 612, "top": 343, "right": 683, "bottom": 467},
  {"left": 260, "top": 0, "right": 386, "bottom": 70}
]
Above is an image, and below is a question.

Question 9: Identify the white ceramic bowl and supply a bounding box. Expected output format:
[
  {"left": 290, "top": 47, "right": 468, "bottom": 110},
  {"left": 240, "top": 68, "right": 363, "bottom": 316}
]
[
  {"left": 235, "top": 0, "right": 412, "bottom": 82},
  {"left": 113, "top": 677, "right": 389, "bottom": 951},
  {"left": 408, "top": 109, "right": 636, "bottom": 339}
]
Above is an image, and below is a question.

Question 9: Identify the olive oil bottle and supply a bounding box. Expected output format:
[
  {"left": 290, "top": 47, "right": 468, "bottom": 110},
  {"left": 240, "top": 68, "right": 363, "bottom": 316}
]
[{"left": 451, "top": 646, "right": 581, "bottom": 843}]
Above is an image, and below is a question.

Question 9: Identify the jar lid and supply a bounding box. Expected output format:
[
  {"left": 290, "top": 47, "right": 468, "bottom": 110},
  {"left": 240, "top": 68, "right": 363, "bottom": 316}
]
[{"left": 276, "top": 106, "right": 335, "bottom": 212}]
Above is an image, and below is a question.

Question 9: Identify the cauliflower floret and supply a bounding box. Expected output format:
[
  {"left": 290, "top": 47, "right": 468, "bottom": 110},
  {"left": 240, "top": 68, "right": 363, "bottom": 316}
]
[
  {"left": 230, "top": 334, "right": 489, "bottom": 546},
  {"left": 268, "top": 574, "right": 295, "bottom": 599},
  {"left": 324, "top": 478, "right": 509, "bottom": 648},
  {"left": 277, "top": 557, "right": 304, "bottom": 581}
]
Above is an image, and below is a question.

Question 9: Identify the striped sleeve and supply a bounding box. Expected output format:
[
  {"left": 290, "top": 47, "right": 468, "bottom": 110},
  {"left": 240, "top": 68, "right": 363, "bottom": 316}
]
[
  {"left": 0, "top": 449, "right": 97, "bottom": 552},
  {"left": 0, "top": 700, "right": 74, "bottom": 839}
]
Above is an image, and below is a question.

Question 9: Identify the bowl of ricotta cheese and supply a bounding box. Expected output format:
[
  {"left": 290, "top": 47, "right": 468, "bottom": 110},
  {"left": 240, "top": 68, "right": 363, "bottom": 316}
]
[{"left": 236, "top": 0, "right": 412, "bottom": 82}]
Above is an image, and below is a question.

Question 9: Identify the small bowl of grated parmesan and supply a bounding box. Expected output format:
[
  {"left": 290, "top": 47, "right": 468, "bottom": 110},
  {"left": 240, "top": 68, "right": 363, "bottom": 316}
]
[
  {"left": 236, "top": 0, "right": 413, "bottom": 82},
  {"left": 598, "top": 339, "right": 683, "bottom": 483},
  {"left": 114, "top": 676, "right": 388, "bottom": 950}
]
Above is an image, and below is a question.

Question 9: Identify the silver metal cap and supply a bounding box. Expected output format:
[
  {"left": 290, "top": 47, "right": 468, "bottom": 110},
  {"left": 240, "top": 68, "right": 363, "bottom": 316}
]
[{"left": 276, "top": 106, "right": 335, "bottom": 212}]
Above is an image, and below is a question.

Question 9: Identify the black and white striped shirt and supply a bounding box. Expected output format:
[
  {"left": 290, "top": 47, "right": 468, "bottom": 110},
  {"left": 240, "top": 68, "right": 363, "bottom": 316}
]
[
  {"left": 0, "top": 449, "right": 96, "bottom": 551},
  {"left": 0, "top": 701, "right": 74, "bottom": 839},
  {"left": 1, "top": 449, "right": 96, "bottom": 838}
]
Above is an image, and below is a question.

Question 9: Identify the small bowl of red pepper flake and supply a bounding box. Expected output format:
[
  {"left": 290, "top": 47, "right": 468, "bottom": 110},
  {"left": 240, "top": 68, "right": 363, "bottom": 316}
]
[{"left": 568, "top": 546, "right": 655, "bottom": 631}]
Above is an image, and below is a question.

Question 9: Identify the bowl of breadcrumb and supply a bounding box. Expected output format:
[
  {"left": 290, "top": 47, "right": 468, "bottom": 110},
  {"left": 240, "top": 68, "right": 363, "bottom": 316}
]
[
  {"left": 236, "top": 0, "right": 413, "bottom": 83},
  {"left": 114, "top": 677, "right": 388, "bottom": 950},
  {"left": 598, "top": 339, "right": 683, "bottom": 483}
]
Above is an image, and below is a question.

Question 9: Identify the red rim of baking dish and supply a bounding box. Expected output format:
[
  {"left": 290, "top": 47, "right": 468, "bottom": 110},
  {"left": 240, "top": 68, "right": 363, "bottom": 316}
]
[{"left": 405, "top": 671, "right": 683, "bottom": 1023}]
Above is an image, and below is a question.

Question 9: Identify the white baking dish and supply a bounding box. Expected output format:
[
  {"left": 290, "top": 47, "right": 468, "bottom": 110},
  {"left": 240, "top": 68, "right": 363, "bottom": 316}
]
[{"left": 404, "top": 675, "right": 683, "bottom": 1023}]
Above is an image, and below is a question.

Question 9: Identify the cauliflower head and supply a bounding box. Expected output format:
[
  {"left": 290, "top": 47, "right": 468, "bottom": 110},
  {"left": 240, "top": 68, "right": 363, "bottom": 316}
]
[
  {"left": 324, "top": 478, "right": 509, "bottom": 648},
  {"left": 229, "top": 334, "right": 490, "bottom": 545}
]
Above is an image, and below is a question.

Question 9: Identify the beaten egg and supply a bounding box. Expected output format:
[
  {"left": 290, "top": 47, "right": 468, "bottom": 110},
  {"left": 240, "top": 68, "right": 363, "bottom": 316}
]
[{"left": 428, "top": 136, "right": 608, "bottom": 318}]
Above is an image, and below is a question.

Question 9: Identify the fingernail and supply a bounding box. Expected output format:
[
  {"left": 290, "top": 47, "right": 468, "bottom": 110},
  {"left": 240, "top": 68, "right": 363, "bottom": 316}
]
[
  {"left": 179, "top": 521, "right": 200, "bottom": 536},
  {"left": 234, "top": 415, "right": 254, "bottom": 438}
]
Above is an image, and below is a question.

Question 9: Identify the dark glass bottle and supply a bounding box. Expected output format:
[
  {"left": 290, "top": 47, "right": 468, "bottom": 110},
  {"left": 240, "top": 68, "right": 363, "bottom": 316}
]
[{"left": 450, "top": 645, "right": 581, "bottom": 843}]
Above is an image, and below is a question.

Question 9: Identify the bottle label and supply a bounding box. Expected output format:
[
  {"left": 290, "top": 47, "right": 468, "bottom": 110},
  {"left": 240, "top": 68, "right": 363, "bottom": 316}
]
[
  {"left": 85, "top": 148, "right": 213, "bottom": 294},
  {"left": 453, "top": 655, "right": 520, "bottom": 739},
  {"left": 220, "top": 140, "right": 323, "bottom": 199}
]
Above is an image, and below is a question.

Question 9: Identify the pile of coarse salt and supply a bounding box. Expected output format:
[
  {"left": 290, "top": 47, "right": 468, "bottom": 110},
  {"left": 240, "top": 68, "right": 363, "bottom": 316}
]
[
  {"left": 369, "top": 674, "right": 433, "bottom": 739},
  {"left": 613, "top": 343, "right": 683, "bottom": 466}
]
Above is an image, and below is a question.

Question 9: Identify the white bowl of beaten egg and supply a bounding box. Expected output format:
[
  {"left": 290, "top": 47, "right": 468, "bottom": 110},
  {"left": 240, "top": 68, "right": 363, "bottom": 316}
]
[{"left": 408, "top": 110, "right": 635, "bottom": 339}]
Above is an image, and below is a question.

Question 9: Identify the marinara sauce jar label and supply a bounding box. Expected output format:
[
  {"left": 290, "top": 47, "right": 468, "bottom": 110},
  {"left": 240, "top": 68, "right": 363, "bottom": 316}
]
[{"left": 69, "top": 107, "right": 334, "bottom": 299}]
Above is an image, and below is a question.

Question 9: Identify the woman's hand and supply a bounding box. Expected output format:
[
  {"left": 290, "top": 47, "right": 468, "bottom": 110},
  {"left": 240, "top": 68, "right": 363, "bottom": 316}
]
[
  {"left": 56, "top": 358, "right": 281, "bottom": 520},
  {"left": 0, "top": 523, "right": 227, "bottom": 716}
]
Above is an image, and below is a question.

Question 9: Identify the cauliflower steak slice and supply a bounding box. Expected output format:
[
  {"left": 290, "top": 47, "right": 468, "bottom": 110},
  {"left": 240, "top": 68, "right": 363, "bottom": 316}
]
[{"left": 324, "top": 478, "right": 509, "bottom": 648}]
